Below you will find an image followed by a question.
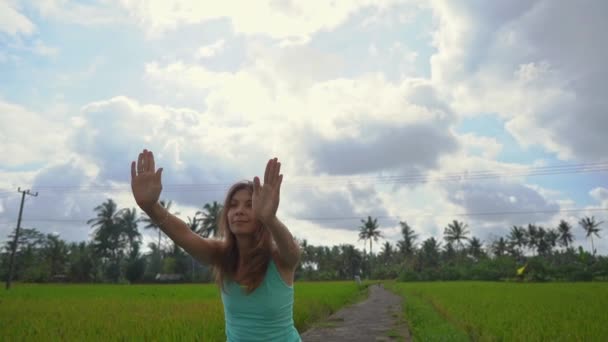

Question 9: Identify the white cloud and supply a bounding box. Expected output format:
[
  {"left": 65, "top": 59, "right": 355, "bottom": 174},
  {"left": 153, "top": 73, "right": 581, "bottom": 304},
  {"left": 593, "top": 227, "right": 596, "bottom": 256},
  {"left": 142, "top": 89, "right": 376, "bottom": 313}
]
[
  {"left": 457, "top": 133, "right": 502, "bottom": 159},
  {"left": 32, "top": 0, "right": 124, "bottom": 26},
  {"left": 0, "top": 100, "right": 69, "bottom": 167},
  {"left": 145, "top": 47, "right": 457, "bottom": 175},
  {"left": 196, "top": 39, "right": 225, "bottom": 59},
  {"left": 118, "top": 0, "right": 405, "bottom": 40},
  {"left": 0, "top": 0, "right": 36, "bottom": 36},
  {"left": 31, "top": 39, "right": 59, "bottom": 57},
  {"left": 429, "top": 0, "right": 608, "bottom": 161},
  {"left": 590, "top": 187, "right": 608, "bottom": 207}
]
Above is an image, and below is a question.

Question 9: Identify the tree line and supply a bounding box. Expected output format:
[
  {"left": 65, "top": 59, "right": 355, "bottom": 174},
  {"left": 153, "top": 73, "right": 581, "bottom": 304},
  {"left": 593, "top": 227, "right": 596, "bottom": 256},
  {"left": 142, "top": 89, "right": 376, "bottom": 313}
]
[{"left": 1, "top": 198, "right": 606, "bottom": 284}]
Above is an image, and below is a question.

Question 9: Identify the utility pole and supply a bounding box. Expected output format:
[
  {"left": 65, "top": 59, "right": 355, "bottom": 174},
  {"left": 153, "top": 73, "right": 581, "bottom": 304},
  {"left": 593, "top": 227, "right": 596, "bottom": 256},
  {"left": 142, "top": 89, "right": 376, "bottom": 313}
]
[{"left": 5, "top": 188, "right": 38, "bottom": 290}]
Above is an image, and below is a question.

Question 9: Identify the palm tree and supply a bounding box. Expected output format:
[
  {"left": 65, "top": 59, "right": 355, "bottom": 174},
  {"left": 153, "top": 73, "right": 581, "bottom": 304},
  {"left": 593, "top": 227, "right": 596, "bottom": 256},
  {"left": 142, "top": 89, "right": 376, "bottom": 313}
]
[
  {"left": 526, "top": 224, "right": 539, "bottom": 256},
  {"left": 467, "top": 237, "right": 484, "bottom": 259},
  {"left": 420, "top": 237, "right": 441, "bottom": 268},
  {"left": 508, "top": 225, "right": 527, "bottom": 256},
  {"left": 196, "top": 201, "right": 222, "bottom": 238},
  {"left": 535, "top": 227, "right": 550, "bottom": 256},
  {"left": 43, "top": 233, "right": 69, "bottom": 278},
  {"left": 491, "top": 237, "right": 508, "bottom": 257},
  {"left": 117, "top": 208, "right": 142, "bottom": 259},
  {"left": 379, "top": 241, "right": 394, "bottom": 265},
  {"left": 140, "top": 200, "right": 179, "bottom": 252},
  {"left": 442, "top": 242, "right": 457, "bottom": 263},
  {"left": 545, "top": 228, "right": 559, "bottom": 254},
  {"left": 557, "top": 220, "right": 574, "bottom": 249},
  {"left": 338, "top": 244, "right": 362, "bottom": 279},
  {"left": 358, "top": 228, "right": 368, "bottom": 256},
  {"left": 87, "top": 199, "right": 122, "bottom": 262},
  {"left": 579, "top": 216, "right": 603, "bottom": 255},
  {"left": 443, "top": 220, "right": 470, "bottom": 251},
  {"left": 359, "top": 216, "right": 383, "bottom": 256},
  {"left": 397, "top": 221, "right": 417, "bottom": 257}
]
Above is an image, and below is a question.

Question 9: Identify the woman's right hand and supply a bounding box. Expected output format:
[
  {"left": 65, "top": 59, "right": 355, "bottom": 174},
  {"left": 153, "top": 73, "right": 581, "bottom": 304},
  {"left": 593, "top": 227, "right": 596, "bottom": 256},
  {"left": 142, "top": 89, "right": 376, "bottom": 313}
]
[{"left": 131, "top": 149, "right": 163, "bottom": 211}]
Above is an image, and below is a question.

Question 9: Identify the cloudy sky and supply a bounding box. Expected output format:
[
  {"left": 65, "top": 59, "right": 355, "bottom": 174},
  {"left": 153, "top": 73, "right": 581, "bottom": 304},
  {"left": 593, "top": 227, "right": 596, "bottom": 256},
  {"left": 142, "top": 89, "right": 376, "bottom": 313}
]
[{"left": 1, "top": 0, "right": 607, "bottom": 255}]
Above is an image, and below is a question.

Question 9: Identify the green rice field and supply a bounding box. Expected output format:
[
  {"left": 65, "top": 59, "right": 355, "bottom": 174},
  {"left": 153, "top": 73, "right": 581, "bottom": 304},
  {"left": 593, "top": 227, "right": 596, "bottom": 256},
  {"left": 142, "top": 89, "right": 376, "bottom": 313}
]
[
  {"left": 3, "top": 281, "right": 607, "bottom": 341},
  {"left": 0, "top": 281, "right": 366, "bottom": 341},
  {"left": 385, "top": 281, "right": 608, "bottom": 342}
]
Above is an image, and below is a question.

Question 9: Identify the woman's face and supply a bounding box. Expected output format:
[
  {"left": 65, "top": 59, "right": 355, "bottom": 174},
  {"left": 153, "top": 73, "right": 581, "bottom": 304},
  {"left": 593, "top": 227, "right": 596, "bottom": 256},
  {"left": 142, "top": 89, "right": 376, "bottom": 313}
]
[{"left": 227, "top": 189, "right": 259, "bottom": 236}]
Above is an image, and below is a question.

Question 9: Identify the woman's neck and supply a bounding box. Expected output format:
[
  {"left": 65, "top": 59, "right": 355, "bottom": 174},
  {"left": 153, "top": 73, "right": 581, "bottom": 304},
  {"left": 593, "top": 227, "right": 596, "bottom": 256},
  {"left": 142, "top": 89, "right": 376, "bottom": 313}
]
[{"left": 235, "top": 234, "right": 256, "bottom": 265}]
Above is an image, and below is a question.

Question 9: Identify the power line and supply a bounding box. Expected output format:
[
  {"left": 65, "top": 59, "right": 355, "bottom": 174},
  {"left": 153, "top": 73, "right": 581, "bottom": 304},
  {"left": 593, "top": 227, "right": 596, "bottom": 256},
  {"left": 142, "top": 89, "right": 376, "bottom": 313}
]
[
  {"left": 0, "top": 207, "right": 605, "bottom": 225},
  {"left": 3, "top": 161, "right": 606, "bottom": 195}
]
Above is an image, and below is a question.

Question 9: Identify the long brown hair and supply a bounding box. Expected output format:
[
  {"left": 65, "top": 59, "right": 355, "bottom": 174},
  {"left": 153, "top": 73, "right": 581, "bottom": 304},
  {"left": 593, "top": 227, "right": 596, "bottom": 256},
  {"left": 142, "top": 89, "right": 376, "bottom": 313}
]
[{"left": 213, "top": 180, "right": 273, "bottom": 294}]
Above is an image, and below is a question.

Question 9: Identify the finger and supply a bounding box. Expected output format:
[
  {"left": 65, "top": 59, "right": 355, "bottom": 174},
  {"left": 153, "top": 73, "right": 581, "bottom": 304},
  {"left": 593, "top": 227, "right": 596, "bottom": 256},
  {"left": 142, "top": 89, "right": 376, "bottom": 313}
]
[
  {"left": 137, "top": 152, "right": 144, "bottom": 172},
  {"left": 264, "top": 159, "right": 271, "bottom": 184},
  {"left": 142, "top": 149, "right": 148, "bottom": 171},
  {"left": 253, "top": 176, "right": 261, "bottom": 194},
  {"left": 131, "top": 161, "right": 136, "bottom": 179},
  {"left": 275, "top": 161, "right": 281, "bottom": 184},
  {"left": 277, "top": 174, "right": 283, "bottom": 193},
  {"left": 268, "top": 158, "right": 278, "bottom": 184},
  {"left": 149, "top": 151, "right": 155, "bottom": 172},
  {"left": 145, "top": 150, "right": 151, "bottom": 172},
  {"left": 156, "top": 167, "right": 163, "bottom": 182}
]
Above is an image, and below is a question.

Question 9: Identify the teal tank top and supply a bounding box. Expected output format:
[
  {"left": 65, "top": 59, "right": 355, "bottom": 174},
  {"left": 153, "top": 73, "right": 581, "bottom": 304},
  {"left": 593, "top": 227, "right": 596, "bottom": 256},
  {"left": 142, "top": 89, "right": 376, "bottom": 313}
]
[{"left": 220, "top": 259, "right": 302, "bottom": 342}]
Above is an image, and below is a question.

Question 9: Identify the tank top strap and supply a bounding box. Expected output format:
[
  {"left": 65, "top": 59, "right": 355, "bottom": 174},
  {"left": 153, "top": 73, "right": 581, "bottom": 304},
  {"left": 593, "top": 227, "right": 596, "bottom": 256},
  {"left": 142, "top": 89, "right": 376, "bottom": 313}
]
[{"left": 267, "top": 258, "right": 293, "bottom": 289}]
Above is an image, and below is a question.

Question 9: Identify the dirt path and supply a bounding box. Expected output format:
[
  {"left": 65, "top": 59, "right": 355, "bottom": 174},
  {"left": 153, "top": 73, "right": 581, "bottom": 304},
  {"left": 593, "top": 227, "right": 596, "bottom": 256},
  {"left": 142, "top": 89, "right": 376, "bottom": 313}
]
[{"left": 301, "top": 284, "right": 411, "bottom": 342}]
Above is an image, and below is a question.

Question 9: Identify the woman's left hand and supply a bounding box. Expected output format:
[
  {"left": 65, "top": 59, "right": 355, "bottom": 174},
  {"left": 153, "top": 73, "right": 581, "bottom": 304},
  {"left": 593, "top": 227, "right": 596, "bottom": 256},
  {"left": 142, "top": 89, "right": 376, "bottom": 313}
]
[{"left": 253, "top": 157, "right": 283, "bottom": 225}]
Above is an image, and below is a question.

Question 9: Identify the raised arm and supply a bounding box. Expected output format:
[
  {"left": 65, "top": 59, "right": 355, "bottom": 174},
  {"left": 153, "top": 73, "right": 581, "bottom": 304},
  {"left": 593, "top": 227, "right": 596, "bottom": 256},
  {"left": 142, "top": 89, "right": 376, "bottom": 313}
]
[
  {"left": 253, "top": 158, "right": 301, "bottom": 269},
  {"left": 131, "top": 149, "right": 221, "bottom": 265}
]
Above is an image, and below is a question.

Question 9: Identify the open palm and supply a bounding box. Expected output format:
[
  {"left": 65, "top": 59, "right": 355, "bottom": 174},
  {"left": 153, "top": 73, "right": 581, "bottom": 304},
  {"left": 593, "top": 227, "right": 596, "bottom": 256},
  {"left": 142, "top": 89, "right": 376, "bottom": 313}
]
[
  {"left": 253, "top": 158, "right": 283, "bottom": 224},
  {"left": 130, "top": 149, "right": 164, "bottom": 211}
]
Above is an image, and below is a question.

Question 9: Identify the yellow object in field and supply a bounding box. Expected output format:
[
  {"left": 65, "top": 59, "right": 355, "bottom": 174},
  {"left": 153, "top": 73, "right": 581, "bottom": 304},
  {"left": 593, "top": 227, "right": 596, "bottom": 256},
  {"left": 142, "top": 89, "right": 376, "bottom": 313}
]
[{"left": 517, "top": 263, "right": 527, "bottom": 276}]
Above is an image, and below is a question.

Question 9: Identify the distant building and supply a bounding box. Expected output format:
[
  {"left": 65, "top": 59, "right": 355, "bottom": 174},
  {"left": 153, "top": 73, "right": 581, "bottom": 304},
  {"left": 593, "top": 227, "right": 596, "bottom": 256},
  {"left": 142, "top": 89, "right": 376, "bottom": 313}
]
[{"left": 155, "top": 273, "right": 184, "bottom": 282}]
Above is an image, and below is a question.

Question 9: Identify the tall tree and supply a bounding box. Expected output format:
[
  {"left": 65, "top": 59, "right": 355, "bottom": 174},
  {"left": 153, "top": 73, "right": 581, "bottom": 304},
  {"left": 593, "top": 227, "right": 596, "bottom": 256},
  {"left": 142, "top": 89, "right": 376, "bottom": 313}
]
[
  {"left": 442, "top": 242, "right": 457, "bottom": 263},
  {"left": 197, "top": 201, "right": 222, "bottom": 238},
  {"left": 88, "top": 199, "right": 139, "bottom": 282},
  {"left": 556, "top": 220, "right": 574, "bottom": 249},
  {"left": 67, "top": 241, "right": 95, "bottom": 282},
  {"left": 467, "top": 237, "right": 484, "bottom": 260},
  {"left": 443, "top": 220, "right": 470, "bottom": 251},
  {"left": 140, "top": 200, "right": 179, "bottom": 252},
  {"left": 535, "top": 227, "right": 550, "bottom": 256},
  {"left": 508, "top": 225, "right": 527, "bottom": 256},
  {"left": 545, "top": 228, "right": 559, "bottom": 254},
  {"left": 117, "top": 208, "right": 142, "bottom": 259},
  {"left": 379, "top": 241, "right": 394, "bottom": 265},
  {"left": 491, "top": 237, "right": 508, "bottom": 258},
  {"left": 87, "top": 199, "right": 124, "bottom": 264},
  {"left": 359, "top": 216, "right": 383, "bottom": 256},
  {"left": 419, "top": 237, "right": 441, "bottom": 268},
  {"left": 526, "top": 224, "right": 539, "bottom": 256},
  {"left": 338, "top": 244, "right": 362, "bottom": 279},
  {"left": 397, "top": 221, "right": 417, "bottom": 257},
  {"left": 43, "top": 233, "right": 68, "bottom": 278},
  {"left": 579, "top": 216, "right": 603, "bottom": 255}
]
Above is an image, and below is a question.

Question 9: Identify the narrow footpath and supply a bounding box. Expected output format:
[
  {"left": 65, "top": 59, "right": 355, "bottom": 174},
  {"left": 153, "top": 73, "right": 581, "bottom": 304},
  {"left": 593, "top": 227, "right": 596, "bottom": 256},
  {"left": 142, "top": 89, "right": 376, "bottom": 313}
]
[{"left": 301, "top": 284, "right": 411, "bottom": 342}]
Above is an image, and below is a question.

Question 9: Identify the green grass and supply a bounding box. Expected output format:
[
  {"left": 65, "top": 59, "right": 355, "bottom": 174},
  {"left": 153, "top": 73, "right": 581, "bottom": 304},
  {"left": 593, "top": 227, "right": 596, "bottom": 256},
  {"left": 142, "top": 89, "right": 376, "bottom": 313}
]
[
  {"left": 0, "top": 281, "right": 368, "bottom": 341},
  {"left": 385, "top": 281, "right": 608, "bottom": 342}
]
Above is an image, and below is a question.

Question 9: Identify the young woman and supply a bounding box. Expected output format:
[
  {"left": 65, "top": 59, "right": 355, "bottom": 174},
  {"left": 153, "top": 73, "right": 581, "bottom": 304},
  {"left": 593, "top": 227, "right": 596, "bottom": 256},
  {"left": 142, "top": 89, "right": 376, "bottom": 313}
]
[{"left": 131, "top": 149, "right": 302, "bottom": 341}]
